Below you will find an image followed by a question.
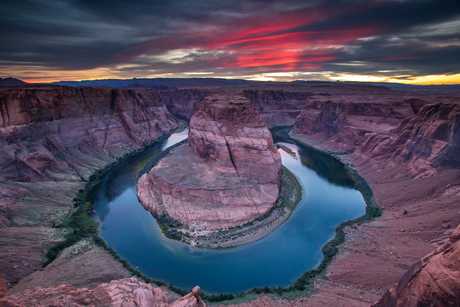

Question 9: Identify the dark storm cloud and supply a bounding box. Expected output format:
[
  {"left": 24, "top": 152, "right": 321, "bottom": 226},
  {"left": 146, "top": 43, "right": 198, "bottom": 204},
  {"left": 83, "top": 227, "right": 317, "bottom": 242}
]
[{"left": 1, "top": 0, "right": 459, "bottom": 80}]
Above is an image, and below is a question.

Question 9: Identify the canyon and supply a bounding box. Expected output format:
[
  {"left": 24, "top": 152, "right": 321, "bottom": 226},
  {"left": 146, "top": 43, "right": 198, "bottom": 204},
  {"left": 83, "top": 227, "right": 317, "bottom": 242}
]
[{"left": 0, "top": 80, "right": 459, "bottom": 306}]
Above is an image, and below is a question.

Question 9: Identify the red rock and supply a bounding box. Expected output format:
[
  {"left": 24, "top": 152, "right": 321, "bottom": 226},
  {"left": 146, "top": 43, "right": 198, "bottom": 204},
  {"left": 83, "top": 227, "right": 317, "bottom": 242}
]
[
  {"left": 188, "top": 91, "right": 281, "bottom": 183},
  {"left": 160, "top": 88, "right": 211, "bottom": 119},
  {"left": 0, "top": 273, "right": 7, "bottom": 299},
  {"left": 293, "top": 89, "right": 460, "bottom": 178},
  {"left": 373, "top": 224, "right": 460, "bottom": 306},
  {"left": 100, "top": 277, "right": 168, "bottom": 307},
  {"left": 158, "top": 88, "right": 311, "bottom": 127},
  {"left": 293, "top": 96, "right": 415, "bottom": 153},
  {"left": 242, "top": 89, "right": 311, "bottom": 127},
  {"left": 170, "top": 286, "right": 205, "bottom": 307},
  {"left": 138, "top": 91, "right": 281, "bottom": 230},
  {"left": 1, "top": 278, "right": 204, "bottom": 307},
  {"left": 0, "top": 85, "right": 180, "bottom": 182}
]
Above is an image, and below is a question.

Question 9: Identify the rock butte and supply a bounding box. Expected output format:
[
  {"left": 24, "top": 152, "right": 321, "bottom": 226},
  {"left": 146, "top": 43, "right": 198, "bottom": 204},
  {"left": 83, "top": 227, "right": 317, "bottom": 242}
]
[{"left": 137, "top": 91, "right": 282, "bottom": 230}]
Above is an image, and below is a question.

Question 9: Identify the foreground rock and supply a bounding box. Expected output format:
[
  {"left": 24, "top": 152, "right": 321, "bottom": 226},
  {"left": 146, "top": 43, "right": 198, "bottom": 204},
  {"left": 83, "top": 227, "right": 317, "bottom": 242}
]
[
  {"left": 373, "top": 224, "right": 460, "bottom": 307},
  {"left": 138, "top": 91, "right": 281, "bottom": 230},
  {"left": 170, "top": 286, "right": 206, "bottom": 307},
  {"left": 1, "top": 277, "right": 205, "bottom": 307}
]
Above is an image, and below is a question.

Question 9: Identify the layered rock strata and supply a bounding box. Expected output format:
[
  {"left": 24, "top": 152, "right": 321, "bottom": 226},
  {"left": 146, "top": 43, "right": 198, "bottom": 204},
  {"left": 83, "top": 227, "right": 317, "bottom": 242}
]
[
  {"left": 0, "top": 85, "right": 180, "bottom": 286},
  {"left": 289, "top": 86, "right": 460, "bottom": 305},
  {"left": 157, "top": 88, "right": 311, "bottom": 127},
  {"left": 293, "top": 91, "right": 460, "bottom": 177},
  {"left": 0, "top": 85, "right": 180, "bottom": 181},
  {"left": 372, "top": 224, "right": 460, "bottom": 307},
  {"left": 242, "top": 89, "right": 312, "bottom": 127},
  {"left": 0, "top": 277, "right": 205, "bottom": 307},
  {"left": 138, "top": 91, "right": 281, "bottom": 230},
  {"left": 360, "top": 103, "right": 460, "bottom": 177}
]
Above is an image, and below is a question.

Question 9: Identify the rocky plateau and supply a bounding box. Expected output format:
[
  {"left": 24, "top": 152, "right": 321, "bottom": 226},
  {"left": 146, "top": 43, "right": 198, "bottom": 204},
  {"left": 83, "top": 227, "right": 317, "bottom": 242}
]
[{"left": 137, "top": 90, "right": 282, "bottom": 231}]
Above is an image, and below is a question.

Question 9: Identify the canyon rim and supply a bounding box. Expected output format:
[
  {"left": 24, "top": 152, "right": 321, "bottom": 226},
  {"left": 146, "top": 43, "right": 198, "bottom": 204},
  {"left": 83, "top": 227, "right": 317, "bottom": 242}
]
[{"left": 0, "top": 80, "right": 459, "bottom": 307}]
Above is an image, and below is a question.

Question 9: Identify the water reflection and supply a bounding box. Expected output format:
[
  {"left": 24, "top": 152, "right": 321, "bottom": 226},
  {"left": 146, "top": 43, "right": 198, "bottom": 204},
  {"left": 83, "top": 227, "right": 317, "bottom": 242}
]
[{"left": 271, "top": 128, "right": 355, "bottom": 188}]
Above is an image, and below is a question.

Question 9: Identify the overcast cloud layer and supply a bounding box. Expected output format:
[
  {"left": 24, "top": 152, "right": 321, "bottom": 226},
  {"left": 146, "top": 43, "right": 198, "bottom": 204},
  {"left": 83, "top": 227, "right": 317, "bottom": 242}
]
[{"left": 1, "top": 0, "right": 460, "bottom": 82}]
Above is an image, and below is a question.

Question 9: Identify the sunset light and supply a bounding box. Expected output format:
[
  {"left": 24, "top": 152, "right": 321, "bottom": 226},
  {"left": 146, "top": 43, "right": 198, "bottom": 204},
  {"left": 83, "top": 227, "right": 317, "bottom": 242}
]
[{"left": 2, "top": 0, "right": 459, "bottom": 84}]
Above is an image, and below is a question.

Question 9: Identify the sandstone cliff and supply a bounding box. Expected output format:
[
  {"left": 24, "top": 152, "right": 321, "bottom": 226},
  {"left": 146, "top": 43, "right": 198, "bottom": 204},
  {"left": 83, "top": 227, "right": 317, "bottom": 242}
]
[
  {"left": 289, "top": 86, "right": 460, "bottom": 306},
  {"left": 359, "top": 103, "right": 460, "bottom": 177},
  {"left": 372, "top": 224, "right": 460, "bottom": 307},
  {"left": 0, "top": 85, "right": 181, "bottom": 287},
  {"left": 138, "top": 91, "right": 281, "bottom": 230},
  {"left": 0, "top": 277, "right": 205, "bottom": 307},
  {"left": 292, "top": 90, "right": 460, "bottom": 177},
  {"left": 242, "top": 89, "right": 311, "bottom": 127},
  {"left": 158, "top": 88, "right": 311, "bottom": 127},
  {"left": 159, "top": 88, "right": 211, "bottom": 119},
  {"left": 293, "top": 95, "right": 416, "bottom": 153},
  {"left": 0, "top": 85, "right": 180, "bottom": 182}
]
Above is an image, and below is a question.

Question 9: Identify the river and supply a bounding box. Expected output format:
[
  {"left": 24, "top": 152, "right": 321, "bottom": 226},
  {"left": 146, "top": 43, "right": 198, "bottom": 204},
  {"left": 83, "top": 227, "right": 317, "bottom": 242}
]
[{"left": 91, "top": 128, "right": 366, "bottom": 294}]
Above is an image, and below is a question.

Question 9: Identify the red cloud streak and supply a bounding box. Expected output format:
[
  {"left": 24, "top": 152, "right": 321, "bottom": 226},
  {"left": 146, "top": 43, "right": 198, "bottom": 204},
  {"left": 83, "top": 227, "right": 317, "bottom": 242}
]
[{"left": 113, "top": 10, "right": 385, "bottom": 72}]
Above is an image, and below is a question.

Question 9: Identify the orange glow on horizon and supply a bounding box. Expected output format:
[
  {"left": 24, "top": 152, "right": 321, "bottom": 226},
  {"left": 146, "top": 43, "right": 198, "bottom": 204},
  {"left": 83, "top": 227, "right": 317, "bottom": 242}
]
[{"left": 17, "top": 72, "right": 460, "bottom": 85}]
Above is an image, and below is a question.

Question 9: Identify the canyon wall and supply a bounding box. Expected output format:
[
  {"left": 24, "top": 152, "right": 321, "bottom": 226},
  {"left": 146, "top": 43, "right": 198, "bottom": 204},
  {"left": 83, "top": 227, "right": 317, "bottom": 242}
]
[
  {"left": 159, "top": 88, "right": 311, "bottom": 127},
  {"left": 0, "top": 86, "right": 180, "bottom": 182},
  {"left": 0, "top": 85, "right": 181, "bottom": 287},
  {"left": 359, "top": 103, "right": 460, "bottom": 177},
  {"left": 242, "top": 89, "right": 311, "bottom": 127},
  {"left": 293, "top": 92, "right": 460, "bottom": 177},
  {"left": 290, "top": 87, "right": 460, "bottom": 306},
  {"left": 138, "top": 91, "right": 282, "bottom": 230},
  {"left": 293, "top": 96, "right": 416, "bottom": 153},
  {"left": 159, "top": 89, "right": 211, "bottom": 119}
]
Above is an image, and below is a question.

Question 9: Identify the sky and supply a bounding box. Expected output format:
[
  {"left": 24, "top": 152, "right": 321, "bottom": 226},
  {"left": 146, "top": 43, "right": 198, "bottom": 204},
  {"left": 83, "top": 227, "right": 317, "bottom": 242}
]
[{"left": 1, "top": 0, "right": 460, "bottom": 84}]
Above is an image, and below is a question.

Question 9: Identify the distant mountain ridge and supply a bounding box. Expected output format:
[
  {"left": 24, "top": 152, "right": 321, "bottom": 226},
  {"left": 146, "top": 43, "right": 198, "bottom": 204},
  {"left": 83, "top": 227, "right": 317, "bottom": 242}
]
[
  {"left": 49, "top": 77, "right": 460, "bottom": 92},
  {"left": 51, "top": 77, "right": 260, "bottom": 88},
  {"left": 0, "top": 77, "right": 26, "bottom": 86}
]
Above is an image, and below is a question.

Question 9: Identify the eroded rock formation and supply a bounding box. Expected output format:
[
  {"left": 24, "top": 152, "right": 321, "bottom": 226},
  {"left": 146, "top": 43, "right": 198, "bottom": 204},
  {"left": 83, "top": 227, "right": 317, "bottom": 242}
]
[
  {"left": 293, "top": 95, "right": 416, "bottom": 153},
  {"left": 0, "top": 277, "right": 205, "bottom": 307},
  {"left": 138, "top": 91, "right": 281, "bottom": 230},
  {"left": 293, "top": 90, "right": 460, "bottom": 177},
  {"left": 160, "top": 88, "right": 211, "bottom": 119},
  {"left": 372, "top": 224, "right": 460, "bottom": 307},
  {"left": 157, "top": 88, "right": 311, "bottom": 127},
  {"left": 0, "top": 85, "right": 180, "bottom": 181},
  {"left": 0, "top": 85, "right": 181, "bottom": 286},
  {"left": 358, "top": 103, "right": 460, "bottom": 178},
  {"left": 242, "top": 89, "right": 311, "bottom": 127}
]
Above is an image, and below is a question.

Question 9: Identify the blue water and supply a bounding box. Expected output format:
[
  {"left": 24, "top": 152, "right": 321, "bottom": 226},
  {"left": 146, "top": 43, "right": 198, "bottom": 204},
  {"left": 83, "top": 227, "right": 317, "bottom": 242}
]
[{"left": 91, "top": 128, "right": 366, "bottom": 294}]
